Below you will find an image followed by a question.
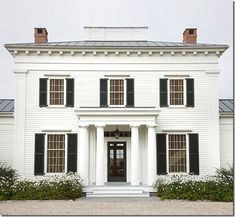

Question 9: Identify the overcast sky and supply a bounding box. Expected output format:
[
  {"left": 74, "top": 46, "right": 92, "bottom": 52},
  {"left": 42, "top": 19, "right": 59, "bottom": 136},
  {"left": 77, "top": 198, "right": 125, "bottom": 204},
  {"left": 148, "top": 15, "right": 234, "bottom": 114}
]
[{"left": 0, "top": 0, "right": 233, "bottom": 98}]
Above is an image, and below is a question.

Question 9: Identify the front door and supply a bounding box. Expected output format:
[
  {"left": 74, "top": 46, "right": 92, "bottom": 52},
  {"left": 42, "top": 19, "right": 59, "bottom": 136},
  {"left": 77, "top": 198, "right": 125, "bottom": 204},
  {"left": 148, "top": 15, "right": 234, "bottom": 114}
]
[{"left": 108, "top": 142, "right": 126, "bottom": 182}]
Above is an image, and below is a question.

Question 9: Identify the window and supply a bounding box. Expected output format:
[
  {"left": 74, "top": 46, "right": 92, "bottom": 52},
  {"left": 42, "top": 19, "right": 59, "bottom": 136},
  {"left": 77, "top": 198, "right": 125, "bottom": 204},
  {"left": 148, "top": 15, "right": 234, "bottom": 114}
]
[
  {"left": 109, "top": 79, "right": 124, "bottom": 105},
  {"left": 169, "top": 79, "right": 184, "bottom": 105},
  {"left": 47, "top": 134, "right": 65, "bottom": 173},
  {"left": 49, "top": 79, "right": 64, "bottom": 105},
  {"left": 168, "top": 134, "right": 187, "bottom": 173}
]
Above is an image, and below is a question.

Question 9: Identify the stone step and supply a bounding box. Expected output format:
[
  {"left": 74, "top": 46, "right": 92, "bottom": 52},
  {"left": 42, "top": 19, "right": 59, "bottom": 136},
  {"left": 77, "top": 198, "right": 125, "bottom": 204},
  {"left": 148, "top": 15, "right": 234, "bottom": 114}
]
[
  {"left": 93, "top": 190, "right": 144, "bottom": 194},
  {"left": 86, "top": 192, "right": 150, "bottom": 198}
]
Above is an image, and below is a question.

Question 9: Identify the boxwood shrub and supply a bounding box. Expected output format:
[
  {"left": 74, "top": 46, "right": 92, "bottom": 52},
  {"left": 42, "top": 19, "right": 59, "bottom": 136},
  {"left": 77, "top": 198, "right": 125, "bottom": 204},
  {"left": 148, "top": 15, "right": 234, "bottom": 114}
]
[
  {"left": 0, "top": 166, "right": 83, "bottom": 200},
  {"left": 154, "top": 166, "right": 233, "bottom": 202}
]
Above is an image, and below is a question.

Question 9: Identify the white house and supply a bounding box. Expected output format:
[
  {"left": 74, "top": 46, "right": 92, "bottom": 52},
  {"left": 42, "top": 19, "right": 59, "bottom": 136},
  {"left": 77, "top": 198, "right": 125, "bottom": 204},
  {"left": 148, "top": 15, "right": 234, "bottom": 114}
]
[{"left": 1, "top": 27, "right": 233, "bottom": 197}]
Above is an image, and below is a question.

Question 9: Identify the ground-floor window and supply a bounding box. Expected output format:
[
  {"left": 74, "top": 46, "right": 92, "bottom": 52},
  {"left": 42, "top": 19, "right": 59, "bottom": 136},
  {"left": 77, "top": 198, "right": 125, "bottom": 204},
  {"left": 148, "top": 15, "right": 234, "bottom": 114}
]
[
  {"left": 47, "top": 134, "right": 65, "bottom": 173},
  {"left": 168, "top": 134, "right": 187, "bottom": 173}
]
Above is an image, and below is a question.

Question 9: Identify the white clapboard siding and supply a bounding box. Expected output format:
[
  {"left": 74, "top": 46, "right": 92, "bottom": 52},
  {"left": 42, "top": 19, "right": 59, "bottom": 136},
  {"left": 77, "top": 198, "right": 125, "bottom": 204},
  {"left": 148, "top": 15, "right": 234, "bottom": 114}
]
[
  {"left": 219, "top": 116, "right": 233, "bottom": 168},
  {"left": 0, "top": 116, "right": 14, "bottom": 166},
  {"left": 12, "top": 52, "right": 221, "bottom": 177}
]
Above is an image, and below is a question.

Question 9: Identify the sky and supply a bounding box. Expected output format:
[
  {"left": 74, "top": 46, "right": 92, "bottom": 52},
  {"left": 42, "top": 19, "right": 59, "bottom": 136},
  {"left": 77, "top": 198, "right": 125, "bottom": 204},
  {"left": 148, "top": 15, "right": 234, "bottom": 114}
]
[{"left": 0, "top": 0, "right": 233, "bottom": 99}]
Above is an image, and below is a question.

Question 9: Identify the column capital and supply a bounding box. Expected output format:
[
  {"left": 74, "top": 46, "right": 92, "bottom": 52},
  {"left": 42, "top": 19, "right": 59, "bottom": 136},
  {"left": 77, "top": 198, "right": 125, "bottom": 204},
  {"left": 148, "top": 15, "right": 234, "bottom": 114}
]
[
  {"left": 95, "top": 124, "right": 106, "bottom": 128},
  {"left": 130, "top": 124, "right": 140, "bottom": 128},
  {"left": 147, "top": 124, "right": 158, "bottom": 128},
  {"left": 78, "top": 124, "right": 89, "bottom": 128}
]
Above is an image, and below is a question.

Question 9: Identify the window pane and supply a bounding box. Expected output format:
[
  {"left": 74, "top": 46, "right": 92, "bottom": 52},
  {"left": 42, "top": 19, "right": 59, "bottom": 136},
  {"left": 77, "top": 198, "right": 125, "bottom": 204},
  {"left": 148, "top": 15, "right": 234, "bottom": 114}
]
[
  {"left": 170, "top": 79, "right": 184, "bottom": 105},
  {"left": 50, "top": 79, "right": 64, "bottom": 105},
  {"left": 168, "top": 134, "right": 186, "bottom": 173},
  {"left": 47, "top": 134, "right": 65, "bottom": 173},
  {"left": 110, "top": 79, "right": 124, "bottom": 105}
]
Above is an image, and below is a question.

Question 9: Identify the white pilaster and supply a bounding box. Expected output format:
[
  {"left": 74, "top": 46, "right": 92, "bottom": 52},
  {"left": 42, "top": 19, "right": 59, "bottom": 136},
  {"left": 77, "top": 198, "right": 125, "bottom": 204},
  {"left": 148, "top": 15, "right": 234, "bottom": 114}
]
[
  {"left": 96, "top": 124, "right": 105, "bottom": 186},
  {"left": 14, "top": 70, "right": 27, "bottom": 176},
  {"left": 207, "top": 71, "right": 220, "bottom": 173},
  {"left": 78, "top": 125, "right": 89, "bottom": 185},
  {"left": 147, "top": 124, "right": 157, "bottom": 185},
  {"left": 130, "top": 125, "right": 140, "bottom": 185}
]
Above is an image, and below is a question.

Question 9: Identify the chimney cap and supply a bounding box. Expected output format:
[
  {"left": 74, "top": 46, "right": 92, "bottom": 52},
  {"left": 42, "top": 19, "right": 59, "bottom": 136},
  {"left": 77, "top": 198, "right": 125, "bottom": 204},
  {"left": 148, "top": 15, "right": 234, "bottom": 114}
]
[{"left": 183, "top": 28, "right": 197, "bottom": 34}]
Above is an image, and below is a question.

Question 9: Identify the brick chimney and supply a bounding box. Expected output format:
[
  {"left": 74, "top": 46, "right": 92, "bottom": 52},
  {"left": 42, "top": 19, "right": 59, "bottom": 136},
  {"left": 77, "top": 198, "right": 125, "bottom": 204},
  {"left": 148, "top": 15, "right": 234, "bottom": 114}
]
[
  {"left": 34, "top": 28, "right": 48, "bottom": 43},
  {"left": 183, "top": 28, "right": 197, "bottom": 44}
]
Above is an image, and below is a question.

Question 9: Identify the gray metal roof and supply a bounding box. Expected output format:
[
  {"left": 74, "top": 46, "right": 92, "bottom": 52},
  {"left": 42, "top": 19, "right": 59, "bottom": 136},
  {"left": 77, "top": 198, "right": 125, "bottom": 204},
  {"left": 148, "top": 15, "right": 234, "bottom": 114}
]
[
  {"left": 219, "top": 99, "right": 233, "bottom": 112},
  {"left": 0, "top": 99, "right": 233, "bottom": 113},
  {"left": 0, "top": 99, "right": 14, "bottom": 112},
  {"left": 5, "top": 41, "right": 228, "bottom": 49}
]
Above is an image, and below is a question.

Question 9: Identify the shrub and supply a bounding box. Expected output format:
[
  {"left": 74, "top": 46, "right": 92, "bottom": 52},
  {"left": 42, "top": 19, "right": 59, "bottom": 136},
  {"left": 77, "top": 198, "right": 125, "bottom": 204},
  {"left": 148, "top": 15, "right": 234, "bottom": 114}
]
[
  {"left": 0, "top": 170, "right": 83, "bottom": 200},
  {"left": 0, "top": 163, "right": 18, "bottom": 184},
  {"left": 154, "top": 167, "right": 233, "bottom": 202}
]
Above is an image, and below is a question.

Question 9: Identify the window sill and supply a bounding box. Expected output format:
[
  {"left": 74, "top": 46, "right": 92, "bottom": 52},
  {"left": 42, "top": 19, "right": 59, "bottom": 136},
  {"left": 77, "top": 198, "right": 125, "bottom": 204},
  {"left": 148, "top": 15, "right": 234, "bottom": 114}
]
[{"left": 166, "top": 106, "right": 193, "bottom": 109}]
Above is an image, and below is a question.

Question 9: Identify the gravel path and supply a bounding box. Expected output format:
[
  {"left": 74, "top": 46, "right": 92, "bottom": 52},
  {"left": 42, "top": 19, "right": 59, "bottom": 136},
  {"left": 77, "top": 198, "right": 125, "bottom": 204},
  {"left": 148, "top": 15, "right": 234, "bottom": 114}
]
[{"left": 0, "top": 197, "right": 233, "bottom": 215}]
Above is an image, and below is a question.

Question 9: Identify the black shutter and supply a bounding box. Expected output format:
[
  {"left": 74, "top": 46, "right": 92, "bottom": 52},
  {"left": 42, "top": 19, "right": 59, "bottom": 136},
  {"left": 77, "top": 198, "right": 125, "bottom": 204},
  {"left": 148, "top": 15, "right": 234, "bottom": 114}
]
[
  {"left": 189, "top": 134, "right": 199, "bottom": 175},
  {"left": 34, "top": 134, "right": 45, "bottom": 175},
  {"left": 157, "top": 134, "right": 167, "bottom": 175},
  {"left": 126, "top": 79, "right": 134, "bottom": 107},
  {"left": 66, "top": 78, "right": 74, "bottom": 107},
  {"left": 160, "top": 79, "right": 168, "bottom": 107},
  {"left": 186, "top": 79, "right": 194, "bottom": 107},
  {"left": 39, "top": 78, "right": 48, "bottom": 107},
  {"left": 67, "top": 134, "right": 77, "bottom": 172},
  {"left": 100, "top": 79, "right": 108, "bottom": 107}
]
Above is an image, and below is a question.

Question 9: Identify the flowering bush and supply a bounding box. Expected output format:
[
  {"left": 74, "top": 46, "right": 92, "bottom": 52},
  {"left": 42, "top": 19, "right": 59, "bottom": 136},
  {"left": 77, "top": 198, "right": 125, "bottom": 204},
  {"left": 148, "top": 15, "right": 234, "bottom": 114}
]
[
  {"left": 0, "top": 172, "right": 83, "bottom": 200},
  {"left": 154, "top": 167, "right": 233, "bottom": 202}
]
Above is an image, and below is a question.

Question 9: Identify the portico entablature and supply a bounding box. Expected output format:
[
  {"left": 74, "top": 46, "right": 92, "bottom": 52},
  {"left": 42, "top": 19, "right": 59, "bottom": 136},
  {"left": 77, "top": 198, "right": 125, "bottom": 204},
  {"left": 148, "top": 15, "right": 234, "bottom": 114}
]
[{"left": 75, "top": 107, "right": 161, "bottom": 126}]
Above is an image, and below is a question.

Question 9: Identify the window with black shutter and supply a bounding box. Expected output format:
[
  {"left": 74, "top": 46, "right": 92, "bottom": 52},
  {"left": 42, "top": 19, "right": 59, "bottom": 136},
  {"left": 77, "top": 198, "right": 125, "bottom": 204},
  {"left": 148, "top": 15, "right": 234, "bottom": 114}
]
[
  {"left": 186, "top": 78, "right": 194, "bottom": 107},
  {"left": 189, "top": 133, "right": 199, "bottom": 175},
  {"left": 156, "top": 134, "right": 167, "bottom": 175},
  {"left": 67, "top": 134, "right": 77, "bottom": 172},
  {"left": 100, "top": 79, "right": 108, "bottom": 107},
  {"left": 126, "top": 79, "right": 134, "bottom": 107},
  {"left": 39, "top": 78, "right": 48, "bottom": 107},
  {"left": 160, "top": 79, "right": 168, "bottom": 107},
  {"left": 66, "top": 78, "right": 74, "bottom": 107},
  {"left": 34, "top": 134, "right": 45, "bottom": 175}
]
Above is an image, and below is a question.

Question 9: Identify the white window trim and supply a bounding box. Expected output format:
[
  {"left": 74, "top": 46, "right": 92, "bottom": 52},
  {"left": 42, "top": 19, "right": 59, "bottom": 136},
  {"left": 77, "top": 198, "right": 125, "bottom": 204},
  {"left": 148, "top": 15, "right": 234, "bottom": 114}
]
[
  {"left": 107, "top": 78, "right": 126, "bottom": 107},
  {"left": 47, "top": 77, "right": 67, "bottom": 107},
  {"left": 167, "top": 78, "right": 186, "bottom": 107},
  {"left": 166, "top": 133, "right": 189, "bottom": 174},
  {"left": 44, "top": 133, "right": 68, "bottom": 175}
]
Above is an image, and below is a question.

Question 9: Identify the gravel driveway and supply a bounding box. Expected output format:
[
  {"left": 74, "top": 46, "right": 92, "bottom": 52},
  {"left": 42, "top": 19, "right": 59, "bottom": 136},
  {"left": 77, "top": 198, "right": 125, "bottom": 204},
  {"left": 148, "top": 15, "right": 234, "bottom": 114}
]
[{"left": 0, "top": 197, "right": 233, "bottom": 215}]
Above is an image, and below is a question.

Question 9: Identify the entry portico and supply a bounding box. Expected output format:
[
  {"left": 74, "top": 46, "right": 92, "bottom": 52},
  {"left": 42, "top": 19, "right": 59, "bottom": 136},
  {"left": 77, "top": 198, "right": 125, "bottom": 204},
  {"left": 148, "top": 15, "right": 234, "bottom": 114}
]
[{"left": 76, "top": 107, "right": 160, "bottom": 186}]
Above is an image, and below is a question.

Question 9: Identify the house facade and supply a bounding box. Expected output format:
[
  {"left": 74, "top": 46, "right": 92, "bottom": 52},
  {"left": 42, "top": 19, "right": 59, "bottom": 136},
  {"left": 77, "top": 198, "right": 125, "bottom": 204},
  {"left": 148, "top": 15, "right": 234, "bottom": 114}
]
[{"left": 2, "top": 27, "right": 232, "bottom": 196}]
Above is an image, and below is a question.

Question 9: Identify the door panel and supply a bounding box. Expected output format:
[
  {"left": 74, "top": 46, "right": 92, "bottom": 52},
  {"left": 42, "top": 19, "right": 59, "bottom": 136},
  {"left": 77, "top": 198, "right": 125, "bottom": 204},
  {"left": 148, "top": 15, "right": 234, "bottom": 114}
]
[{"left": 108, "top": 142, "right": 126, "bottom": 182}]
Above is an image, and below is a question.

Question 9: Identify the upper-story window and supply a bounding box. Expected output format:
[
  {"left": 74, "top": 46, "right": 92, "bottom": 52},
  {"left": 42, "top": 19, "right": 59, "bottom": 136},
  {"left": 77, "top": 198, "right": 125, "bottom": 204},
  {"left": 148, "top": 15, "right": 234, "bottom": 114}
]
[
  {"left": 160, "top": 78, "right": 194, "bottom": 107},
  {"left": 49, "top": 79, "right": 64, "bottom": 105},
  {"left": 100, "top": 78, "right": 134, "bottom": 107},
  {"left": 39, "top": 78, "right": 74, "bottom": 107},
  {"left": 109, "top": 79, "right": 124, "bottom": 106},
  {"left": 169, "top": 79, "right": 184, "bottom": 105}
]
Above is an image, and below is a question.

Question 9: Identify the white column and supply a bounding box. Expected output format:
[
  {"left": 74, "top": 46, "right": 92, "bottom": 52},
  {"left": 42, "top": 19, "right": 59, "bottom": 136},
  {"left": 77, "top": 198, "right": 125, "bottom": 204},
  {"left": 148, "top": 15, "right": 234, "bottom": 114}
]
[
  {"left": 78, "top": 125, "right": 89, "bottom": 185},
  {"left": 147, "top": 124, "right": 157, "bottom": 186},
  {"left": 130, "top": 125, "right": 140, "bottom": 185},
  {"left": 96, "top": 124, "right": 105, "bottom": 186}
]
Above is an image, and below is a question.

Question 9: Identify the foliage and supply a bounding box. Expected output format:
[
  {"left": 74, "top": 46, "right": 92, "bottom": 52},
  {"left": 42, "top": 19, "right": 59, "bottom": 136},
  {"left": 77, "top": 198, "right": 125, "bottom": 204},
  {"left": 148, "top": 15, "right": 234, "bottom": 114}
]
[
  {"left": 0, "top": 163, "right": 18, "bottom": 184},
  {"left": 0, "top": 170, "right": 83, "bottom": 200},
  {"left": 154, "top": 167, "right": 233, "bottom": 202}
]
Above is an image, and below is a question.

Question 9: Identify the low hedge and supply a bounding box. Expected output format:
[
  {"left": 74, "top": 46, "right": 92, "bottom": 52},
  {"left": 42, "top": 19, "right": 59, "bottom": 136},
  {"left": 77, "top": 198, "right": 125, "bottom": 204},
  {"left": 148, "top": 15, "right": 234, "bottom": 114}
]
[
  {"left": 154, "top": 167, "right": 233, "bottom": 202},
  {"left": 0, "top": 171, "right": 83, "bottom": 200}
]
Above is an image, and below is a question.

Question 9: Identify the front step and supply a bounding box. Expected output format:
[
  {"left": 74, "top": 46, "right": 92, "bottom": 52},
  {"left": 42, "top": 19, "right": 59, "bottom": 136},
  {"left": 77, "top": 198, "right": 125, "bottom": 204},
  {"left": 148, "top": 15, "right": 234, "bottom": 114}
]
[{"left": 86, "top": 187, "right": 150, "bottom": 197}]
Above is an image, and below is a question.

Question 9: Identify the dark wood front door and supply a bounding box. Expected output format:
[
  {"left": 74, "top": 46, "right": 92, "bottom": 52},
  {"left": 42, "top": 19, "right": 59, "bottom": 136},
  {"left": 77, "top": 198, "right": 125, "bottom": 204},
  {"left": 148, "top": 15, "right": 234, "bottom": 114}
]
[{"left": 108, "top": 142, "right": 126, "bottom": 182}]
